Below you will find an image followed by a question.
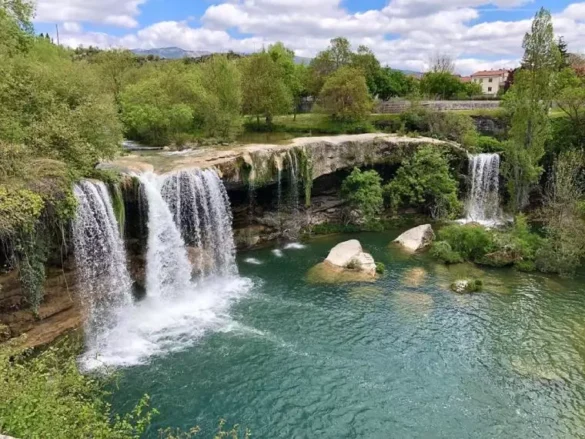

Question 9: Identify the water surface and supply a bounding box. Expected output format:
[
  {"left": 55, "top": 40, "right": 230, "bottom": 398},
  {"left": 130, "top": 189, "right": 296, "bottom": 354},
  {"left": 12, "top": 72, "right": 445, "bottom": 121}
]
[{"left": 112, "top": 232, "right": 585, "bottom": 438}]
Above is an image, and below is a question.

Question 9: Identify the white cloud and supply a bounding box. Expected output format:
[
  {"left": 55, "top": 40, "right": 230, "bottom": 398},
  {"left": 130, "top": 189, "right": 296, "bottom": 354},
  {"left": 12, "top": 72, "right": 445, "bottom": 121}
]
[
  {"left": 35, "top": 0, "right": 146, "bottom": 28},
  {"left": 51, "top": 1, "right": 585, "bottom": 75}
]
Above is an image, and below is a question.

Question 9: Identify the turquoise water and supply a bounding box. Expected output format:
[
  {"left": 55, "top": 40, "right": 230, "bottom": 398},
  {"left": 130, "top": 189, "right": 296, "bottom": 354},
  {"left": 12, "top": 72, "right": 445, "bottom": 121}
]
[{"left": 112, "top": 232, "right": 585, "bottom": 438}]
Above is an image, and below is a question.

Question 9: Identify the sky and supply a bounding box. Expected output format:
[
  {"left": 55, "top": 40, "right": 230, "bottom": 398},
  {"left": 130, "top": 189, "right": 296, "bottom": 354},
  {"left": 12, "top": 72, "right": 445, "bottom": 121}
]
[{"left": 32, "top": 0, "right": 583, "bottom": 74}]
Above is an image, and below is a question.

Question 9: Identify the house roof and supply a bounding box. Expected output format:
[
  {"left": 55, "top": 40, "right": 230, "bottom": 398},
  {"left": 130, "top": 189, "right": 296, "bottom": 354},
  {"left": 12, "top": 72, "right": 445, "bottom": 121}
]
[
  {"left": 471, "top": 69, "right": 509, "bottom": 77},
  {"left": 459, "top": 76, "right": 472, "bottom": 83}
]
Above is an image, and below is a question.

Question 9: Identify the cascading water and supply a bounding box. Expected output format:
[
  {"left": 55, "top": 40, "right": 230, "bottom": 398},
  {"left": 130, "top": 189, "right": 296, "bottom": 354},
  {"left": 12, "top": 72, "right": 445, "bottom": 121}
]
[
  {"left": 465, "top": 153, "right": 501, "bottom": 223},
  {"left": 160, "top": 169, "right": 237, "bottom": 277},
  {"left": 80, "top": 169, "right": 250, "bottom": 370},
  {"left": 139, "top": 172, "right": 193, "bottom": 297},
  {"left": 286, "top": 150, "right": 300, "bottom": 213},
  {"left": 72, "top": 181, "right": 133, "bottom": 343}
]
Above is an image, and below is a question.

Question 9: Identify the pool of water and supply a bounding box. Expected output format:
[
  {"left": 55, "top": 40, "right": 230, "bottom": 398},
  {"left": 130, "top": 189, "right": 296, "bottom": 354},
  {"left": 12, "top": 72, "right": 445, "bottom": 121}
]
[{"left": 111, "top": 231, "right": 585, "bottom": 438}]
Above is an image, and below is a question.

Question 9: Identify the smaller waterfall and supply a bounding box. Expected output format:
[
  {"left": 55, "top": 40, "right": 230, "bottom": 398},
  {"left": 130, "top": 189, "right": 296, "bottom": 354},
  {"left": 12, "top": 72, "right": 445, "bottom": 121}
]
[
  {"left": 465, "top": 153, "right": 501, "bottom": 223},
  {"left": 286, "top": 150, "right": 300, "bottom": 213},
  {"left": 139, "top": 173, "right": 193, "bottom": 297},
  {"left": 72, "top": 181, "right": 133, "bottom": 343}
]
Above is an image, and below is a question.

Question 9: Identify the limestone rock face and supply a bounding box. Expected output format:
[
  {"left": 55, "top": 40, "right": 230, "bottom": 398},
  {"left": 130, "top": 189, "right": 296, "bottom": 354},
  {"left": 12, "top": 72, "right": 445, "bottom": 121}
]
[
  {"left": 394, "top": 224, "right": 435, "bottom": 252},
  {"left": 324, "top": 240, "right": 377, "bottom": 277}
]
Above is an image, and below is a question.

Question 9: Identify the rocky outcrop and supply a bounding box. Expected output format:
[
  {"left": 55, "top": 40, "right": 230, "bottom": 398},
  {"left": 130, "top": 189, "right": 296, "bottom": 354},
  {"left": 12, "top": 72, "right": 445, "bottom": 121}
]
[
  {"left": 0, "top": 268, "right": 82, "bottom": 348},
  {"left": 308, "top": 240, "right": 377, "bottom": 283},
  {"left": 394, "top": 224, "right": 435, "bottom": 252},
  {"left": 100, "top": 134, "right": 460, "bottom": 190}
]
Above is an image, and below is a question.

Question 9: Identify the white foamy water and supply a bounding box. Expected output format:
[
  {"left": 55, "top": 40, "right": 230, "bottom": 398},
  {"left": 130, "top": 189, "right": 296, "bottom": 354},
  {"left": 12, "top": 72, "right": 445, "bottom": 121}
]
[
  {"left": 245, "top": 258, "right": 263, "bottom": 265},
  {"left": 80, "top": 276, "right": 252, "bottom": 370},
  {"left": 272, "top": 249, "right": 284, "bottom": 257},
  {"left": 284, "top": 242, "right": 306, "bottom": 250}
]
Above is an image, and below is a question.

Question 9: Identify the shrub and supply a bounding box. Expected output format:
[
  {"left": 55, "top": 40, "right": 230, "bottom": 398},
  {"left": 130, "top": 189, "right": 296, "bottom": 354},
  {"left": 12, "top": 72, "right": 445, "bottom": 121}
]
[
  {"left": 476, "top": 136, "right": 504, "bottom": 153},
  {"left": 431, "top": 241, "right": 464, "bottom": 264},
  {"left": 318, "top": 66, "right": 372, "bottom": 122},
  {"left": 341, "top": 168, "right": 384, "bottom": 223},
  {"left": 0, "top": 339, "right": 156, "bottom": 439},
  {"left": 436, "top": 224, "right": 495, "bottom": 262},
  {"left": 385, "top": 146, "right": 462, "bottom": 219},
  {"left": 375, "top": 262, "right": 386, "bottom": 274}
]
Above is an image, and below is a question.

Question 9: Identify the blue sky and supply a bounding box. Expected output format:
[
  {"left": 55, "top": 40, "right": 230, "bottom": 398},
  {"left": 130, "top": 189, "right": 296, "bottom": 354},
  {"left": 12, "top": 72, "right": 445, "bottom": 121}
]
[{"left": 33, "top": 0, "right": 585, "bottom": 74}]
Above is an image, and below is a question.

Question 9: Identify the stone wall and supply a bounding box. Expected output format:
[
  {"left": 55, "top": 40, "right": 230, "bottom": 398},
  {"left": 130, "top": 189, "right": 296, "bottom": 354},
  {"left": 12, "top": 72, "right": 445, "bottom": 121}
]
[{"left": 375, "top": 100, "right": 501, "bottom": 114}]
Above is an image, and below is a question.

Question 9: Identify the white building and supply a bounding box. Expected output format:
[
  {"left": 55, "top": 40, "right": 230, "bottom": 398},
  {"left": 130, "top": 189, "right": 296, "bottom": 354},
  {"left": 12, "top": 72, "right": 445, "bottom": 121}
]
[{"left": 471, "top": 70, "right": 511, "bottom": 96}]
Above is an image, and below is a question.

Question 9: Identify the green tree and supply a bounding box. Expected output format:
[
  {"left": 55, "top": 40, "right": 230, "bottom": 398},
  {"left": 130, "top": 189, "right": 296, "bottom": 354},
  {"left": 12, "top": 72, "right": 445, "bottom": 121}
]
[
  {"left": 385, "top": 146, "right": 461, "bottom": 219},
  {"left": 351, "top": 45, "right": 383, "bottom": 96},
  {"left": 0, "top": 0, "right": 34, "bottom": 55},
  {"left": 121, "top": 63, "right": 204, "bottom": 145},
  {"left": 318, "top": 66, "right": 372, "bottom": 121},
  {"left": 377, "top": 68, "right": 415, "bottom": 99},
  {"left": 503, "top": 7, "right": 560, "bottom": 211},
  {"left": 419, "top": 72, "right": 467, "bottom": 99},
  {"left": 241, "top": 51, "right": 292, "bottom": 127},
  {"left": 199, "top": 55, "right": 243, "bottom": 139},
  {"left": 341, "top": 168, "right": 384, "bottom": 223},
  {"left": 307, "top": 37, "right": 353, "bottom": 96},
  {"left": 89, "top": 49, "right": 137, "bottom": 110}
]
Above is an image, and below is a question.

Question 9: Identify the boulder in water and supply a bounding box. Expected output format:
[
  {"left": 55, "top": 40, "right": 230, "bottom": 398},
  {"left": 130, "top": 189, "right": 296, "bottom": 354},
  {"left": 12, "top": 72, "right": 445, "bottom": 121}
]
[
  {"left": 450, "top": 279, "right": 483, "bottom": 294},
  {"left": 308, "top": 240, "right": 377, "bottom": 283},
  {"left": 394, "top": 225, "right": 435, "bottom": 252}
]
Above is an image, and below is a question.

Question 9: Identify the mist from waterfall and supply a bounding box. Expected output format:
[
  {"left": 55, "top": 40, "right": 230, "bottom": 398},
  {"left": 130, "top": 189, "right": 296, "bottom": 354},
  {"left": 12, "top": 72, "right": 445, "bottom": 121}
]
[
  {"left": 72, "top": 181, "right": 133, "bottom": 345},
  {"left": 464, "top": 153, "right": 502, "bottom": 224}
]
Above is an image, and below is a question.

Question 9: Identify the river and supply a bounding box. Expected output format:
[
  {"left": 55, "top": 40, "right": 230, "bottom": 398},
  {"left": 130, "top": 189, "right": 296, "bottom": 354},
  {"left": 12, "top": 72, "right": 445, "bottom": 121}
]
[{"left": 110, "top": 231, "right": 585, "bottom": 438}]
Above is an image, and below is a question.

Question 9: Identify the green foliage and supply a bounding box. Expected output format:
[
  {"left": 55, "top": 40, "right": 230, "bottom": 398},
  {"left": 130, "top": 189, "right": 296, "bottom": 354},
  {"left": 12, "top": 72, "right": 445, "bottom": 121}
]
[
  {"left": 0, "top": 185, "right": 44, "bottom": 235},
  {"left": 14, "top": 228, "right": 47, "bottom": 314},
  {"left": 476, "top": 136, "right": 504, "bottom": 153},
  {"left": 419, "top": 72, "right": 479, "bottom": 99},
  {"left": 431, "top": 241, "right": 464, "bottom": 264},
  {"left": 377, "top": 68, "right": 416, "bottom": 99},
  {"left": 0, "top": 339, "right": 157, "bottom": 438},
  {"left": 241, "top": 51, "right": 292, "bottom": 126},
  {"left": 199, "top": 55, "right": 243, "bottom": 139},
  {"left": 341, "top": 168, "right": 384, "bottom": 222},
  {"left": 435, "top": 224, "right": 495, "bottom": 263},
  {"left": 375, "top": 262, "right": 386, "bottom": 274},
  {"left": 385, "top": 146, "right": 462, "bottom": 219},
  {"left": 535, "top": 150, "right": 585, "bottom": 276},
  {"left": 319, "top": 66, "right": 372, "bottom": 122},
  {"left": 503, "top": 7, "right": 560, "bottom": 211}
]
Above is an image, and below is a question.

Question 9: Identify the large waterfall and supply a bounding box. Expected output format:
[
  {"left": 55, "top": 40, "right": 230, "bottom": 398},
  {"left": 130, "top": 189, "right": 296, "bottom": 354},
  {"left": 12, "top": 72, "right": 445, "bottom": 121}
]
[
  {"left": 72, "top": 181, "right": 133, "bottom": 343},
  {"left": 160, "top": 169, "right": 237, "bottom": 277},
  {"left": 138, "top": 172, "right": 193, "bottom": 297},
  {"left": 465, "top": 153, "right": 501, "bottom": 223}
]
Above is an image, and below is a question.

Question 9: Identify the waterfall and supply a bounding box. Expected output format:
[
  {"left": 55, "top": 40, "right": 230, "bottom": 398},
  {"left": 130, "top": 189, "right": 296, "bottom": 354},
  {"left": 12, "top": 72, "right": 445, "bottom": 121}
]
[
  {"left": 139, "top": 172, "right": 193, "bottom": 297},
  {"left": 286, "top": 150, "right": 300, "bottom": 213},
  {"left": 72, "top": 181, "right": 133, "bottom": 342},
  {"left": 160, "top": 169, "right": 237, "bottom": 277},
  {"left": 465, "top": 153, "right": 501, "bottom": 223}
]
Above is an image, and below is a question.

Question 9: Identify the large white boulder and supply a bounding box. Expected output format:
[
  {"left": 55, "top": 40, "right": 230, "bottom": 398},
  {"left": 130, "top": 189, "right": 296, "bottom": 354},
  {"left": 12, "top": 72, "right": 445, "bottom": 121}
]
[
  {"left": 394, "top": 225, "right": 435, "bottom": 252},
  {"left": 324, "top": 239, "right": 377, "bottom": 277}
]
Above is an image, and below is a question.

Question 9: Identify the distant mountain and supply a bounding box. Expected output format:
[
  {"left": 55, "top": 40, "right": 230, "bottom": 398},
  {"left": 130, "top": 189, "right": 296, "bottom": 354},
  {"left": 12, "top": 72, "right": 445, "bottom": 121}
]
[
  {"left": 294, "top": 56, "right": 312, "bottom": 65},
  {"left": 131, "top": 47, "right": 211, "bottom": 59}
]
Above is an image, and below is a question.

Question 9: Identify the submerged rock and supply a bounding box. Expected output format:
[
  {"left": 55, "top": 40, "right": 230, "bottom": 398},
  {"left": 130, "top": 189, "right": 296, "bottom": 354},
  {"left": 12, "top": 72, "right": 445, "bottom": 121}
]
[
  {"left": 450, "top": 279, "right": 483, "bottom": 294},
  {"left": 308, "top": 239, "right": 377, "bottom": 283},
  {"left": 394, "top": 224, "right": 435, "bottom": 252}
]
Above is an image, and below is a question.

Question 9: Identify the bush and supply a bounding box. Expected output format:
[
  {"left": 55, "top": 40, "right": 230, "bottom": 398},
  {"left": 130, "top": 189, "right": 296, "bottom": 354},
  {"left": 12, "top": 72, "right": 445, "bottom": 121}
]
[
  {"left": 476, "top": 136, "right": 504, "bottom": 153},
  {"left": 385, "top": 146, "right": 462, "bottom": 219},
  {"left": 375, "top": 262, "right": 386, "bottom": 274},
  {"left": 0, "top": 339, "right": 156, "bottom": 439},
  {"left": 431, "top": 241, "right": 464, "bottom": 264},
  {"left": 341, "top": 168, "right": 384, "bottom": 223},
  {"left": 436, "top": 224, "right": 495, "bottom": 262},
  {"left": 319, "top": 66, "right": 372, "bottom": 122}
]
